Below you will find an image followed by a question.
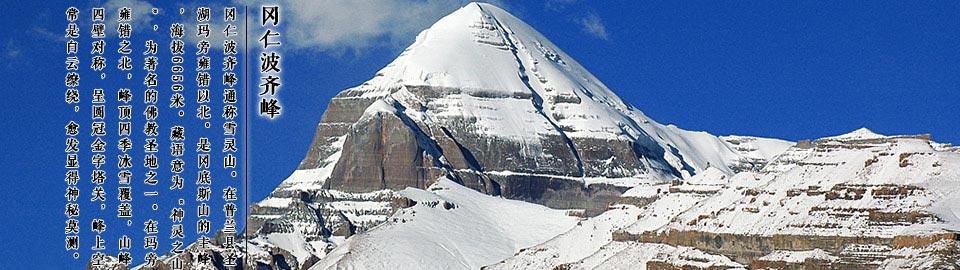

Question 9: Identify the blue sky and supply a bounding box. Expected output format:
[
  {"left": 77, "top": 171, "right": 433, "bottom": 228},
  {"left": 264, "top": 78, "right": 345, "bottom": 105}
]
[{"left": 1, "top": 0, "right": 958, "bottom": 268}]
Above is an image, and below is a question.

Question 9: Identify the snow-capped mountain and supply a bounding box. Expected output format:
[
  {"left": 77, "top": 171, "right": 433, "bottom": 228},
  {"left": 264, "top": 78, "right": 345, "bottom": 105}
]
[
  {"left": 290, "top": 1, "right": 791, "bottom": 213},
  {"left": 250, "top": 3, "right": 789, "bottom": 267},
  {"left": 94, "top": 2, "right": 958, "bottom": 270}
]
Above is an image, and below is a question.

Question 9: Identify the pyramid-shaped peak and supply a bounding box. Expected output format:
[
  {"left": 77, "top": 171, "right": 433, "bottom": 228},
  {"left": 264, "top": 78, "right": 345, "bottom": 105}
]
[
  {"left": 304, "top": 0, "right": 777, "bottom": 185},
  {"left": 364, "top": 1, "right": 617, "bottom": 103},
  {"left": 439, "top": 2, "right": 519, "bottom": 30},
  {"left": 825, "top": 127, "right": 886, "bottom": 141},
  {"left": 459, "top": 2, "right": 505, "bottom": 16}
]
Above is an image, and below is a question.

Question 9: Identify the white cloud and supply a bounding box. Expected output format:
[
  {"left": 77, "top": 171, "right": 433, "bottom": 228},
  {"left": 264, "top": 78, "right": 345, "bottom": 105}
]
[
  {"left": 1, "top": 39, "right": 23, "bottom": 70},
  {"left": 578, "top": 12, "right": 609, "bottom": 40},
  {"left": 5, "top": 40, "right": 20, "bottom": 59},
  {"left": 31, "top": 26, "right": 65, "bottom": 43},
  {"left": 545, "top": 0, "right": 578, "bottom": 11},
  {"left": 88, "top": 1, "right": 509, "bottom": 54},
  {"left": 235, "top": 0, "right": 491, "bottom": 53},
  {"left": 103, "top": 0, "right": 157, "bottom": 31}
]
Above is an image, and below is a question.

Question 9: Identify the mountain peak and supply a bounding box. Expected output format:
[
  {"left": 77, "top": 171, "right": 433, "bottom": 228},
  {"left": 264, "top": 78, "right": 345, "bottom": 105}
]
[
  {"left": 299, "top": 1, "right": 797, "bottom": 189},
  {"left": 365, "top": 1, "right": 614, "bottom": 100},
  {"left": 824, "top": 127, "right": 886, "bottom": 141}
]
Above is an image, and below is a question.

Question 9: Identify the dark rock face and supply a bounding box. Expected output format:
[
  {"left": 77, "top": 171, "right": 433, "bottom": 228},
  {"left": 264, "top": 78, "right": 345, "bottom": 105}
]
[
  {"left": 573, "top": 136, "right": 675, "bottom": 177},
  {"left": 323, "top": 110, "right": 436, "bottom": 192},
  {"left": 299, "top": 88, "right": 388, "bottom": 170},
  {"left": 488, "top": 174, "right": 630, "bottom": 216},
  {"left": 296, "top": 85, "right": 683, "bottom": 216},
  {"left": 249, "top": 189, "right": 396, "bottom": 239}
]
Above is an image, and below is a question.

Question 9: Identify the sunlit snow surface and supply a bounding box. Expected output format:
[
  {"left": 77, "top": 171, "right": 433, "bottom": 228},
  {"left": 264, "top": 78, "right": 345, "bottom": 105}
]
[{"left": 309, "top": 178, "right": 579, "bottom": 270}]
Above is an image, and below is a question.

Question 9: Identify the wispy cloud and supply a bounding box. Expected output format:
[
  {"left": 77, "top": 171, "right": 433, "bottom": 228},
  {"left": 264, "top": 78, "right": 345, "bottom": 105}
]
[
  {"left": 542, "top": 1, "right": 612, "bottom": 41},
  {"left": 40, "top": 0, "right": 515, "bottom": 55},
  {"left": 234, "top": 0, "right": 486, "bottom": 54},
  {"left": 577, "top": 12, "right": 609, "bottom": 40},
  {"left": 31, "top": 26, "right": 65, "bottom": 43},
  {"left": 103, "top": 0, "right": 157, "bottom": 31},
  {"left": 5, "top": 40, "right": 21, "bottom": 59},
  {"left": 1, "top": 39, "right": 23, "bottom": 70},
  {"left": 544, "top": 0, "right": 578, "bottom": 11}
]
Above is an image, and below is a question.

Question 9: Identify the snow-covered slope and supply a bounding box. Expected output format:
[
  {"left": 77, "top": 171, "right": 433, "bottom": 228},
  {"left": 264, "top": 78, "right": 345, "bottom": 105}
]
[
  {"left": 309, "top": 178, "right": 579, "bottom": 270},
  {"left": 486, "top": 205, "right": 644, "bottom": 270},
  {"left": 488, "top": 168, "right": 734, "bottom": 270},
  {"left": 651, "top": 130, "right": 959, "bottom": 238},
  {"left": 491, "top": 129, "right": 960, "bottom": 269},
  {"left": 573, "top": 242, "right": 745, "bottom": 270},
  {"left": 618, "top": 130, "right": 957, "bottom": 268}
]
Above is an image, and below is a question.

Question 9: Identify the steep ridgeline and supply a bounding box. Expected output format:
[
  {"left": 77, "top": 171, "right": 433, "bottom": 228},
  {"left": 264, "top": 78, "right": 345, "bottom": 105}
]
[{"left": 92, "top": 3, "right": 799, "bottom": 270}]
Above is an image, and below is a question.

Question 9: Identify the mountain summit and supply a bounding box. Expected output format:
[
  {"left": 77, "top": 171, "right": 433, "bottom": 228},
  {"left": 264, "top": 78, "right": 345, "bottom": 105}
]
[{"left": 294, "top": 2, "right": 789, "bottom": 208}]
